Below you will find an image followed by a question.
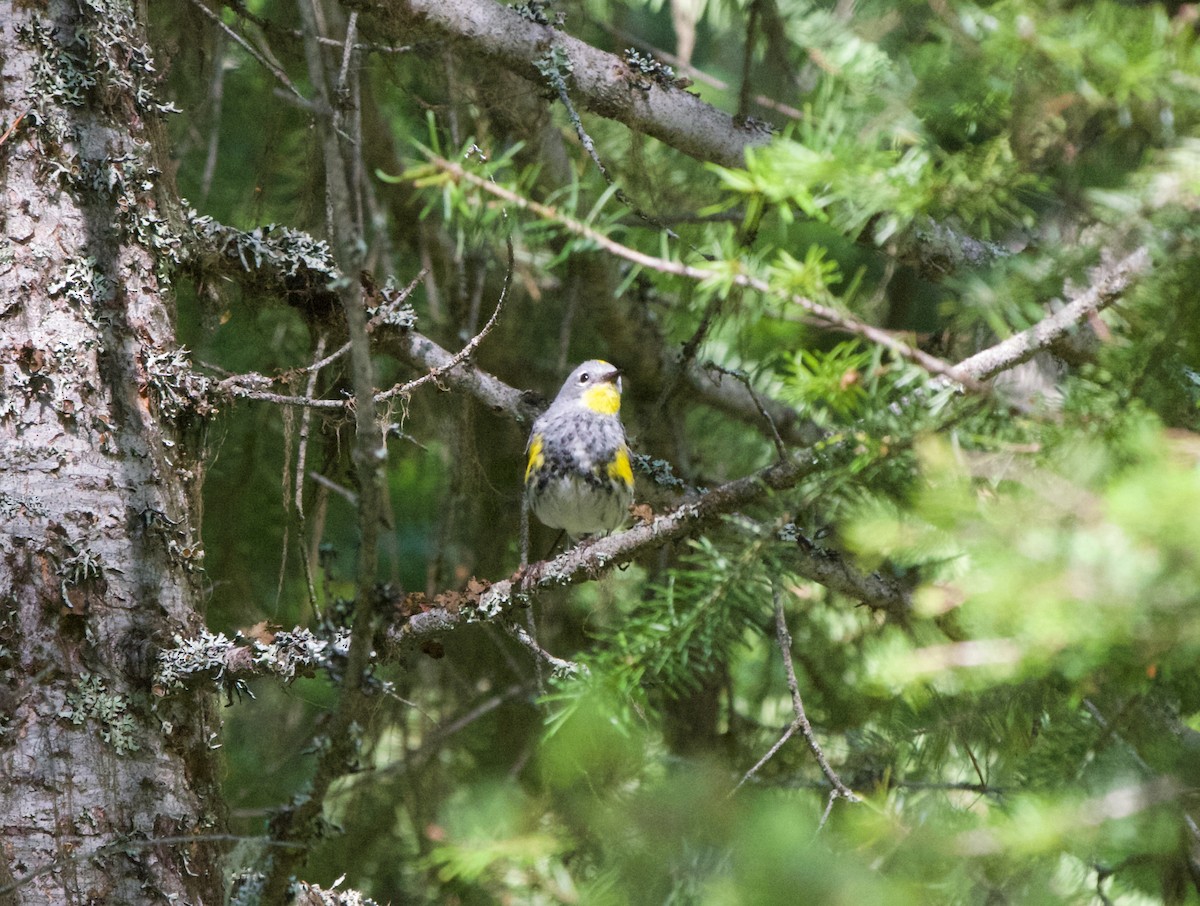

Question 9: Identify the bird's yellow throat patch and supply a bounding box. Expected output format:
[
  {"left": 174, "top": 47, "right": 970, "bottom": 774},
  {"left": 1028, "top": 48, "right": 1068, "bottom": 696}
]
[{"left": 581, "top": 384, "right": 621, "bottom": 415}]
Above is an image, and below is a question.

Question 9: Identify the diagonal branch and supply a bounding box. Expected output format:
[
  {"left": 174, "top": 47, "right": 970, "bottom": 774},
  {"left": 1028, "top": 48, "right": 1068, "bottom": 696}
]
[
  {"left": 420, "top": 153, "right": 985, "bottom": 390},
  {"left": 377, "top": 235, "right": 513, "bottom": 402},
  {"left": 362, "top": 0, "right": 772, "bottom": 168},
  {"left": 955, "top": 247, "right": 1152, "bottom": 381},
  {"left": 387, "top": 442, "right": 911, "bottom": 653}
]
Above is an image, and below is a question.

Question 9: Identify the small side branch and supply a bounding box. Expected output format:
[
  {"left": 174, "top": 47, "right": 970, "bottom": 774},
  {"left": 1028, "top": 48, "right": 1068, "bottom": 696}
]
[
  {"left": 735, "top": 587, "right": 860, "bottom": 811},
  {"left": 377, "top": 235, "right": 513, "bottom": 402},
  {"left": 504, "top": 622, "right": 585, "bottom": 678},
  {"left": 703, "top": 362, "right": 786, "bottom": 458}
]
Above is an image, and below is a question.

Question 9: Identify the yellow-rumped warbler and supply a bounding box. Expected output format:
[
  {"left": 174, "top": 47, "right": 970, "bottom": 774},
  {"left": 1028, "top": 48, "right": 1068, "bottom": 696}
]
[{"left": 524, "top": 360, "right": 634, "bottom": 539}]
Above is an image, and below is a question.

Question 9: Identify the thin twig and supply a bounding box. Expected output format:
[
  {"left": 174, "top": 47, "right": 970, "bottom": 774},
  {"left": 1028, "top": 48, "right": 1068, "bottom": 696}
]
[
  {"left": 300, "top": 268, "right": 427, "bottom": 375},
  {"left": 704, "top": 362, "right": 786, "bottom": 458},
  {"left": 734, "top": 723, "right": 799, "bottom": 792},
  {"left": 211, "top": 267, "right": 430, "bottom": 406},
  {"left": 377, "top": 235, "right": 513, "bottom": 402},
  {"left": 817, "top": 790, "right": 838, "bottom": 831},
  {"left": 335, "top": 12, "right": 358, "bottom": 97},
  {"left": 296, "top": 334, "right": 327, "bottom": 613},
  {"left": 735, "top": 586, "right": 860, "bottom": 807},
  {"left": 199, "top": 28, "right": 227, "bottom": 204},
  {"left": 185, "top": 0, "right": 312, "bottom": 106},
  {"left": 543, "top": 62, "right": 681, "bottom": 242},
  {"left": 505, "top": 621, "right": 584, "bottom": 677},
  {"left": 963, "top": 742, "right": 988, "bottom": 790},
  {"left": 218, "top": 378, "right": 347, "bottom": 409},
  {"left": 222, "top": 1, "right": 412, "bottom": 54},
  {"left": 308, "top": 471, "right": 358, "bottom": 506},
  {"left": 737, "top": 0, "right": 761, "bottom": 119},
  {"left": 340, "top": 684, "right": 534, "bottom": 788},
  {"left": 0, "top": 106, "right": 29, "bottom": 146}
]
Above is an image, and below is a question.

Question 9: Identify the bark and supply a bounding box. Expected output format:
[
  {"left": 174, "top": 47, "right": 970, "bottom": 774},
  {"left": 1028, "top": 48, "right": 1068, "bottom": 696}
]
[
  {"left": 0, "top": 2, "right": 224, "bottom": 903},
  {"left": 357, "top": 0, "right": 773, "bottom": 168}
]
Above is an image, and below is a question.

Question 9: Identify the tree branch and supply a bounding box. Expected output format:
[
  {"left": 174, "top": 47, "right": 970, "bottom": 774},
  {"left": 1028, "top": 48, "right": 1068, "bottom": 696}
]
[
  {"left": 362, "top": 0, "right": 772, "bottom": 168},
  {"left": 183, "top": 212, "right": 1151, "bottom": 446},
  {"left": 955, "top": 246, "right": 1152, "bottom": 381},
  {"left": 387, "top": 442, "right": 915, "bottom": 650},
  {"left": 376, "top": 234, "right": 512, "bottom": 402},
  {"left": 420, "top": 153, "right": 985, "bottom": 390}
]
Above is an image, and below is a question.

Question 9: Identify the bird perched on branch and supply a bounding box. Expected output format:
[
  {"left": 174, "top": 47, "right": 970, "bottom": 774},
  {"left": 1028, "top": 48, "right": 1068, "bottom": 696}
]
[{"left": 524, "top": 360, "right": 634, "bottom": 540}]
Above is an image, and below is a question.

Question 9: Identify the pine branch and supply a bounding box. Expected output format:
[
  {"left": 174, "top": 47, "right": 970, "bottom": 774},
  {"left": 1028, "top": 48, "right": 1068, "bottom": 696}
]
[
  {"left": 183, "top": 213, "right": 1152, "bottom": 444},
  {"left": 389, "top": 443, "right": 913, "bottom": 650},
  {"left": 423, "top": 153, "right": 985, "bottom": 390}
]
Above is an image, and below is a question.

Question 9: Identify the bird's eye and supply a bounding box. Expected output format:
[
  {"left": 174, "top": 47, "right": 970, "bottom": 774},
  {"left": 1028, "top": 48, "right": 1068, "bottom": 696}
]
[{"left": 578, "top": 372, "right": 590, "bottom": 383}]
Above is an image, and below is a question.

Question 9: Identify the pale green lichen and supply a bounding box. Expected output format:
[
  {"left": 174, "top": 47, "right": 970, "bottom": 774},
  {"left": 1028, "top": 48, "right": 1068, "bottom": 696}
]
[{"left": 60, "top": 673, "right": 141, "bottom": 754}]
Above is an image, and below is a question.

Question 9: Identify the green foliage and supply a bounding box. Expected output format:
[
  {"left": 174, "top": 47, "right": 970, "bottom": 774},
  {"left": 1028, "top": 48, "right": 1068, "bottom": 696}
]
[
  {"left": 596, "top": 535, "right": 773, "bottom": 698},
  {"left": 711, "top": 113, "right": 933, "bottom": 242},
  {"left": 782, "top": 341, "right": 872, "bottom": 421}
]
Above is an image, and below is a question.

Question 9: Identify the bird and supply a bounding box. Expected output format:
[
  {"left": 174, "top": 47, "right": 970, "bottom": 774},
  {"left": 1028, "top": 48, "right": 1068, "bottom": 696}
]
[{"left": 524, "top": 360, "right": 635, "bottom": 540}]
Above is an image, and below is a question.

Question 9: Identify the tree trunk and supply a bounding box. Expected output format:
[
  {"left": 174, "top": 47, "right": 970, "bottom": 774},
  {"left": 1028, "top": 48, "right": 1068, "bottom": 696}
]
[{"left": 0, "top": 1, "right": 225, "bottom": 902}]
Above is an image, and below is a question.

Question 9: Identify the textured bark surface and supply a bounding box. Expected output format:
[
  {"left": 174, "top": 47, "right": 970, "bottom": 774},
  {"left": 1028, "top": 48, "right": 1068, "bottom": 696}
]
[
  {"left": 0, "top": 1, "right": 224, "bottom": 902},
  {"left": 362, "top": 0, "right": 773, "bottom": 168}
]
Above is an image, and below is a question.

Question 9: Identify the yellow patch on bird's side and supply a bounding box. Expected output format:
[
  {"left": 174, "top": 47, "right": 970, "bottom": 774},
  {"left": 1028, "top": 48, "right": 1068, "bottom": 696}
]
[
  {"left": 581, "top": 384, "right": 621, "bottom": 415},
  {"left": 525, "top": 434, "right": 544, "bottom": 483},
  {"left": 607, "top": 447, "right": 634, "bottom": 488}
]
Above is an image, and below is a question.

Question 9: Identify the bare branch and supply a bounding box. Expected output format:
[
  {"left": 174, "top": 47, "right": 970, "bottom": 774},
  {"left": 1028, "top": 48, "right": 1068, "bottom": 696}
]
[
  {"left": 378, "top": 236, "right": 513, "bottom": 402},
  {"left": 295, "top": 334, "right": 328, "bottom": 613},
  {"left": 388, "top": 443, "right": 911, "bottom": 651},
  {"left": 504, "top": 622, "right": 585, "bottom": 678},
  {"left": 385, "top": 328, "right": 540, "bottom": 422},
  {"left": 702, "top": 362, "right": 787, "bottom": 458},
  {"left": 186, "top": 0, "right": 312, "bottom": 107},
  {"left": 956, "top": 247, "right": 1152, "bottom": 381},
  {"left": 683, "top": 360, "right": 824, "bottom": 446}
]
